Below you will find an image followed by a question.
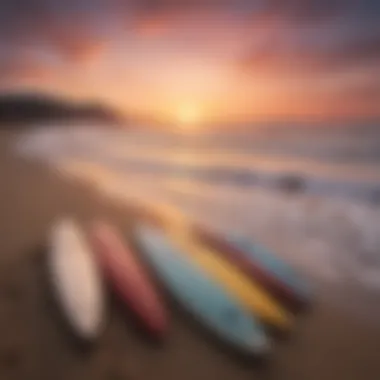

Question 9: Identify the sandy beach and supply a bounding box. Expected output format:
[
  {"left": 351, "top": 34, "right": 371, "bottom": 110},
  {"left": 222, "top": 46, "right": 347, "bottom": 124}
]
[{"left": 1, "top": 129, "right": 380, "bottom": 380}]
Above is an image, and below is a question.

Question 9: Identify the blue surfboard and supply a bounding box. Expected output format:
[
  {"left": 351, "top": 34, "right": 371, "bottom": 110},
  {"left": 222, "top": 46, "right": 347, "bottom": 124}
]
[
  {"left": 226, "top": 234, "right": 312, "bottom": 302},
  {"left": 134, "top": 224, "right": 269, "bottom": 355}
]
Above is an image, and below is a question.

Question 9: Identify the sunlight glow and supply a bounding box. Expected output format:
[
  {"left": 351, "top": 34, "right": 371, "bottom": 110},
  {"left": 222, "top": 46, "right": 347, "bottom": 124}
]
[{"left": 176, "top": 104, "right": 202, "bottom": 129}]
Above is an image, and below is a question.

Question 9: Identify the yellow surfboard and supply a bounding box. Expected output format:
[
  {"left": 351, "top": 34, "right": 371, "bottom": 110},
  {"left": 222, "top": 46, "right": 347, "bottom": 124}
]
[{"left": 166, "top": 222, "right": 293, "bottom": 330}]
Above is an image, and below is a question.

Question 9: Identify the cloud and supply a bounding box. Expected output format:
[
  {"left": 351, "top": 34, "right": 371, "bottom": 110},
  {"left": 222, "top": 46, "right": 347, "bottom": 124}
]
[
  {"left": 239, "top": 39, "right": 377, "bottom": 75},
  {"left": 129, "top": 1, "right": 230, "bottom": 37},
  {"left": 42, "top": 20, "right": 107, "bottom": 63},
  {"left": 132, "top": 9, "right": 177, "bottom": 37},
  {"left": 245, "top": 0, "right": 347, "bottom": 25},
  {"left": 130, "top": 0, "right": 353, "bottom": 29},
  {"left": 330, "top": 35, "right": 380, "bottom": 67},
  {"left": 237, "top": 33, "right": 380, "bottom": 76},
  {"left": 235, "top": 0, "right": 380, "bottom": 75},
  {"left": 1, "top": 0, "right": 378, "bottom": 66},
  {"left": 128, "top": 0, "right": 380, "bottom": 77},
  {"left": 0, "top": 57, "right": 54, "bottom": 87},
  {"left": 0, "top": 0, "right": 109, "bottom": 64},
  {"left": 334, "top": 69, "right": 380, "bottom": 104}
]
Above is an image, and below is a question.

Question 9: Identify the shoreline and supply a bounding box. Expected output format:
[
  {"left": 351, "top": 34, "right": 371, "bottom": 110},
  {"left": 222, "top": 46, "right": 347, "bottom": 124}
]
[{"left": 14, "top": 125, "right": 380, "bottom": 203}]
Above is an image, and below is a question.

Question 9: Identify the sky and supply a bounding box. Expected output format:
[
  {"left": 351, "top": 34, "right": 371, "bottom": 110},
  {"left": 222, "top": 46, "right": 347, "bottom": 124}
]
[{"left": 0, "top": 0, "right": 379, "bottom": 126}]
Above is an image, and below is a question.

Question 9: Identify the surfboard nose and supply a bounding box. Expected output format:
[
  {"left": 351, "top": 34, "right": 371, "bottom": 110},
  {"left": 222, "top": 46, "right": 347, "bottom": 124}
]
[
  {"left": 77, "top": 299, "right": 104, "bottom": 340},
  {"left": 146, "top": 308, "right": 168, "bottom": 338}
]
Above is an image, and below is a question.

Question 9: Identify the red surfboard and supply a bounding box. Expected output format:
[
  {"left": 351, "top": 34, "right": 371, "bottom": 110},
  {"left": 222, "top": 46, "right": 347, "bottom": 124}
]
[
  {"left": 89, "top": 220, "right": 167, "bottom": 337},
  {"left": 194, "top": 227, "right": 308, "bottom": 312}
]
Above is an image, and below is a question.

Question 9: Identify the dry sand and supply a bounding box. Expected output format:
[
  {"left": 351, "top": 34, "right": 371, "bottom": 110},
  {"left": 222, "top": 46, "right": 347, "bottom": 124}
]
[{"left": 1, "top": 130, "right": 380, "bottom": 380}]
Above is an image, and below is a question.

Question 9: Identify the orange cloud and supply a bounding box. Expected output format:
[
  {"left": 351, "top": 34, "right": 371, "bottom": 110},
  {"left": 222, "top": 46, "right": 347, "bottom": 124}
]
[
  {"left": 133, "top": 12, "right": 175, "bottom": 37},
  {"left": 0, "top": 4, "right": 107, "bottom": 65},
  {"left": 0, "top": 59, "right": 54, "bottom": 83},
  {"left": 55, "top": 33, "right": 106, "bottom": 64},
  {"left": 40, "top": 18, "right": 107, "bottom": 64}
]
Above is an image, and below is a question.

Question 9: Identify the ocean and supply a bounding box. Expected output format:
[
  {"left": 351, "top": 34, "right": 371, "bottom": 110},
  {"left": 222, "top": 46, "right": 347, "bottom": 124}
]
[
  {"left": 18, "top": 122, "right": 380, "bottom": 195},
  {"left": 14, "top": 122, "right": 380, "bottom": 294}
]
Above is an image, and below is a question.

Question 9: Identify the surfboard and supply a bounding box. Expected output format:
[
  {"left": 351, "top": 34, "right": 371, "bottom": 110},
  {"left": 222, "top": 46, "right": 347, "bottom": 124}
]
[
  {"left": 195, "top": 228, "right": 310, "bottom": 311},
  {"left": 167, "top": 225, "right": 292, "bottom": 330},
  {"left": 224, "top": 234, "right": 311, "bottom": 306},
  {"left": 89, "top": 220, "right": 167, "bottom": 337},
  {"left": 48, "top": 218, "right": 104, "bottom": 340},
  {"left": 134, "top": 223, "right": 269, "bottom": 355}
]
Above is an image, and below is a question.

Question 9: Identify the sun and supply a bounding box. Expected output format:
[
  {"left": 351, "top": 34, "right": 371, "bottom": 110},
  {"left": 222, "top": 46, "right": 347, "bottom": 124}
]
[{"left": 176, "top": 104, "right": 201, "bottom": 128}]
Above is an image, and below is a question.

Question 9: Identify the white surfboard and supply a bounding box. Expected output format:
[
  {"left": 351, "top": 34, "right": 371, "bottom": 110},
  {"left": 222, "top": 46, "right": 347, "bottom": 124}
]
[{"left": 48, "top": 218, "right": 104, "bottom": 340}]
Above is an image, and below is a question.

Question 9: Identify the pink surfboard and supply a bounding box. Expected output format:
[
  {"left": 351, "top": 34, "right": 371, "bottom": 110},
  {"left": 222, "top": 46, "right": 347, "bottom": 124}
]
[{"left": 89, "top": 220, "right": 167, "bottom": 338}]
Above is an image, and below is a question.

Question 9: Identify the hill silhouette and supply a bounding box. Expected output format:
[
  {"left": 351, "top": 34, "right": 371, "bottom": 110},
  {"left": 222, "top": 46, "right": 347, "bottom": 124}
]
[{"left": 0, "top": 92, "right": 122, "bottom": 127}]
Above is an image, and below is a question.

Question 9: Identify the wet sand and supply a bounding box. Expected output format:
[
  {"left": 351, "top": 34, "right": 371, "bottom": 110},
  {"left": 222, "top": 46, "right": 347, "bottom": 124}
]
[{"left": 1, "top": 130, "right": 380, "bottom": 380}]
